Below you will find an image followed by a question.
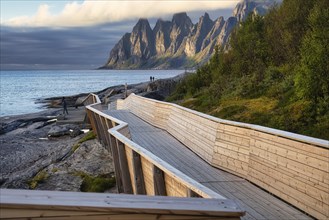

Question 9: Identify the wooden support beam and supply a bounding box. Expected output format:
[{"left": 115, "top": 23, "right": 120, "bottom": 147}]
[
  {"left": 109, "top": 135, "right": 124, "bottom": 193},
  {"left": 132, "top": 150, "right": 146, "bottom": 195},
  {"left": 117, "top": 140, "right": 133, "bottom": 194},
  {"left": 153, "top": 166, "right": 166, "bottom": 196},
  {"left": 97, "top": 115, "right": 106, "bottom": 145},
  {"left": 99, "top": 116, "right": 111, "bottom": 151},
  {"left": 91, "top": 112, "right": 103, "bottom": 143},
  {"left": 104, "top": 119, "right": 113, "bottom": 154},
  {"left": 86, "top": 110, "right": 98, "bottom": 137}
]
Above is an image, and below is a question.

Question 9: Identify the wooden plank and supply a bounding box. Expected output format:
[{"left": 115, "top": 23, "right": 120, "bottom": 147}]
[
  {"left": 94, "top": 96, "right": 323, "bottom": 219},
  {"left": 92, "top": 112, "right": 103, "bottom": 144},
  {"left": 247, "top": 166, "right": 328, "bottom": 218},
  {"left": 86, "top": 110, "right": 99, "bottom": 138},
  {"left": 153, "top": 165, "right": 167, "bottom": 196},
  {"left": 141, "top": 157, "right": 155, "bottom": 196},
  {"left": 99, "top": 115, "right": 111, "bottom": 150},
  {"left": 0, "top": 189, "right": 244, "bottom": 219},
  {"left": 109, "top": 134, "right": 124, "bottom": 193},
  {"left": 252, "top": 136, "right": 329, "bottom": 171},
  {"left": 116, "top": 140, "right": 133, "bottom": 194},
  {"left": 104, "top": 118, "right": 113, "bottom": 154},
  {"left": 125, "top": 147, "right": 136, "bottom": 194},
  {"left": 250, "top": 143, "right": 329, "bottom": 184},
  {"left": 132, "top": 150, "right": 146, "bottom": 195},
  {"left": 248, "top": 157, "right": 329, "bottom": 205}
]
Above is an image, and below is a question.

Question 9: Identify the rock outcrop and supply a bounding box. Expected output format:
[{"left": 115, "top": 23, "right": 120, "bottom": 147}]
[
  {"left": 233, "top": 0, "right": 275, "bottom": 23},
  {"left": 101, "top": 0, "right": 278, "bottom": 70}
]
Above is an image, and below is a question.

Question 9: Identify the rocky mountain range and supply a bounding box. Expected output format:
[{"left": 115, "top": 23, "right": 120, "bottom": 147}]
[{"left": 101, "top": 0, "right": 277, "bottom": 69}]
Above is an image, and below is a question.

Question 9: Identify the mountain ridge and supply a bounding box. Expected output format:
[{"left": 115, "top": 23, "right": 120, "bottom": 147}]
[{"left": 101, "top": 0, "right": 276, "bottom": 69}]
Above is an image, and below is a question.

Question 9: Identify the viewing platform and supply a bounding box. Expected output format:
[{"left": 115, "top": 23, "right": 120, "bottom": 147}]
[{"left": 1, "top": 93, "right": 328, "bottom": 220}]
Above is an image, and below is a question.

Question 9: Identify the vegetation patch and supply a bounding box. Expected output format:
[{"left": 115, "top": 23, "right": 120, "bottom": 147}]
[
  {"left": 71, "top": 131, "right": 96, "bottom": 153},
  {"left": 51, "top": 167, "right": 59, "bottom": 173},
  {"left": 74, "top": 172, "right": 115, "bottom": 192},
  {"left": 28, "top": 170, "right": 49, "bottom": 189},
  {"left": 167, "top": 0, "right": 329, "bottom": 139}
]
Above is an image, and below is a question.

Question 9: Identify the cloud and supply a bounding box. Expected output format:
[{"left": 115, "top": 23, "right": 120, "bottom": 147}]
[
  {"left": 2, "top": 0, "right": 239, "bottom": 27},
  {"left": 0, "top": 21, "right": 135, "bottom": 69}
]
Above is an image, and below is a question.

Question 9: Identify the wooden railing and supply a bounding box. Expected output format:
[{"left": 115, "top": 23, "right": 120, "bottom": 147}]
[
  {"left": 85, "top": 94, "right": 227, "bottom": 199},
  {"left": 0, "top": 189, "right": 243, "bottom": 220},
  {"left": 0, "top": 93, "right": 244, "bottom": 220},
  {"left": 114, "top": 93, "right": 329, "bottom": 220}
]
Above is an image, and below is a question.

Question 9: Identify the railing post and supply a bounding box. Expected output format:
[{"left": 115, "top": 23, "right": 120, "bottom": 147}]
[
  {"left": 132, "top": 151, "right": 146, "bottom": 195},
  {"left": 86, "top": 110, "right": 96, "bottom": 135},
  {"left": 153, "top": 166, "right": 166, "bottom": 196},
  {"left": 116, "top": 140, "right": 133, "bottom": 194},
  {"left": 109, "top": 135, "right": 124, "bottom": 193},
  {"left": 91, "top": 112, "right": 103, "bottom": 143},
  {"left": 99, "top": 116, "right": 111, "bottom": 152}
]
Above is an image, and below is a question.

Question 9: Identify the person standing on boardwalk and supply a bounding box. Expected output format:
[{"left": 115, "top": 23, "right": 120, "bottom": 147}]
[{"left": 62, "top": 97, "right": 68, "bottom": 115}]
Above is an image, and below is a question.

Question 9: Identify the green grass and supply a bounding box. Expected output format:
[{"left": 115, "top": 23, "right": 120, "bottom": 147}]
[
  {"left": 28, "top": 170, "right": 49, "bottom": 189},
  {"left": 74, "top": 172, "right": 116, "bottom": 192},
  {"left": 71, "top": 131, "right": 96, "bottom": 152}
]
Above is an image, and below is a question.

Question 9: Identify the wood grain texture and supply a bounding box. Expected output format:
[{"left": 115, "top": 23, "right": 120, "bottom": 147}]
[
  {"left": 105, "top": 110, "right": 312, "bottom": 220},
  {"left": 0, "top": 189, "right": 244, "bottom": 220},
  {"left": 132, "top": 150, "right": 146, "bottom": 195},
  {"left": 110, "top": 94, "right": 328, "bottom": 220},
  {"left": 116, "top": 140, "right": 133, "bottom": 194}
]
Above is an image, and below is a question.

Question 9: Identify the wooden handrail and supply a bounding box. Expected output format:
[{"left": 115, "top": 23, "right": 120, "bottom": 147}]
[
  {"left": 126, "top": 94, "right": 329, "bottom": 148},
  {"left": 85, "top": 95, "right": 227, "bottom": 199},
  {"left": 114, "top": 93, "right": 329, "bottom": 220},
  {"left": 0, "top": 189, "right": 244, "bottom": 219}
]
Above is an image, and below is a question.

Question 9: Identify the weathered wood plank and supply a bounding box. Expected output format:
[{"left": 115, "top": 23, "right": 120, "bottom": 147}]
[
  {"left": 132, "top": 150, "right": 146, "bottom": 195},
  {"left": 153, "top": 165, "right": 166, "bottom": 196},
  {"left": 93, "top": 94, "right": 326, "bottom": 220},
  {"left": 109, "top": 134, "right": 124, "bottom": 193},
  {"left": 116, "top": 140, "right": 133, "bottom": 194},
  {"left": 0, "top": 189, "right": 244, "bottom": 219}
]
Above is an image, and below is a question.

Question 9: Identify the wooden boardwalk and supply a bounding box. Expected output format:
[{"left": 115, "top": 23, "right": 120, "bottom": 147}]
[{"left": 104, "top": 110, "right": 312, "bottom": 220}]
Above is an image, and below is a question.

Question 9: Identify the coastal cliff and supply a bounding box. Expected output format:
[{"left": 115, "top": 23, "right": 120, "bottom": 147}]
[{"left": 101, "top": 0, "right": 276, "bottom": 69}]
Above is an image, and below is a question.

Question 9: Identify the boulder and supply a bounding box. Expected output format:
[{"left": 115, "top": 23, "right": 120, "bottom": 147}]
[
  {"left": 70, "top": 127, "right": 83, "bottom": 138},
  {"left": 48, "top": 124, "right": 79, "bottom": 137}
]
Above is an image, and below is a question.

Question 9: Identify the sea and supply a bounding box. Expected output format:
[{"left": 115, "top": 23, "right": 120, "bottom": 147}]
[{"left": 0, "top": 69, "right": 182, "bottom": 117}]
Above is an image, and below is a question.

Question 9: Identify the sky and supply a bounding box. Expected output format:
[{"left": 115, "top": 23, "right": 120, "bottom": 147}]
[{"left": 0, "top": 0, "right": 239, "bottom": 70}]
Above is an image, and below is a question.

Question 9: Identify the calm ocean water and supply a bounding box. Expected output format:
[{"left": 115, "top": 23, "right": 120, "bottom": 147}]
[{"left": 0, "top": 70, "right": 182, "bottom": 116}]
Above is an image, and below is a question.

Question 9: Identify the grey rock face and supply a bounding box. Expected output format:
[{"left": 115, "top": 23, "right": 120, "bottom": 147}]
[
  {"left": 184, "top": 13, "right": 214, "bottom": 56},
  {"left": 201, "top": 16, "right": 225, "bottom": 52},
  {"left": 106, "top": 33, "right": 131, "bottom": 68},
  {"left": 130, "top": 18, "right": 155, "bottom": 60},
  {"left": 167, "top": 12, "right": 193, "bottom": 54},
  {"left": 217, "top": 17, "right": 238, "bottom": 49},
  {"left": 153, "top": 19, "right": 172, "bottom": 55},
  {"left": 102, "top": 0, "right": 275, "bottom": 69},
  {"left": 48, "top": 124, "right": 80, "bottom": 137},
  {"left": 233, "top": 0, "right": 275, "bottom": 23}
]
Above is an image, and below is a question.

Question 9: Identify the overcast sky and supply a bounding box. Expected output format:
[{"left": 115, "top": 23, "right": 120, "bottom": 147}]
[{"left": 0, "top": 0, "right": 239, "bottom": 70}]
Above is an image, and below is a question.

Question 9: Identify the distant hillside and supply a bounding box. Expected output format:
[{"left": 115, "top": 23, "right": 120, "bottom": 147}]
[
  {"left": 100, "top": 0, "right": 275, "bottom": 69},
  {"left": 167, "top": 0, "right": 329, "bottom": 140}
]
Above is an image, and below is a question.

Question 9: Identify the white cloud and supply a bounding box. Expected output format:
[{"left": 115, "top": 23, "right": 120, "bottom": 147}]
[{"left": 2, "top": 0, "right": 239, "bottom": 27}]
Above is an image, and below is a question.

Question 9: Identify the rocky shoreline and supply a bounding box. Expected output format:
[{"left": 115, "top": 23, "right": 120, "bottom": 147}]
[{"left": 0, "top": 73, "right": 185, "bottom": 192}]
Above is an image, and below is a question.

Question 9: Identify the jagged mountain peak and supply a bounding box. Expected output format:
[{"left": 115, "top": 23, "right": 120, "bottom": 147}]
[
  {"left": 133, "top": 18, "right": 152, "bottom": 31},
  {"left": 172, "top": 12, "right": 193, "bottom": 27},
  {"left": 154, "top": 19, "right": 172, "bottom": 31},
  {"left": 233, "top": 0, "right": 277, "bottom": 22},
  {"left": 101, "top": 0, "right": 277, "bottom": 69}
]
